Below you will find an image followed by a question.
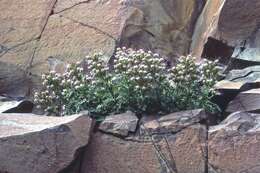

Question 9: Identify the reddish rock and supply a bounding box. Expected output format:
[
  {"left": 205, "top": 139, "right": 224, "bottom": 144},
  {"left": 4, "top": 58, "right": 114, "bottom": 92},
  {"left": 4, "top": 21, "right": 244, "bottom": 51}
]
[
  {"left": 0, "top": 112, "right": 93, "bottom": 173},
  {"left": 209, "top": 111, "right": 260, "bottom": 173},
  {"left": 226, "top": 88, "right": 260, "bottom": 113},
  {"left": 81, "top": 124, "right": 207, "bottom": 173}
]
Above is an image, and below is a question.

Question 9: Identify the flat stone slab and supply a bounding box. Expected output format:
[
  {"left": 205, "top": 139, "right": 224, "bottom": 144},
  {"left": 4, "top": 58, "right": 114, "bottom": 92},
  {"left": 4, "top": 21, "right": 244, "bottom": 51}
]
[
  {"left": 140, "top": 109, "right": 206, "bottom": 134},
  {"left": 99, "top": 111, "right": 138, "bottom": 137},
  {"left": 226, "top": 88, "right": 260, "bottom": 113},
  {"left": 0, "top": 112, "right": 93, "bottom": 173}
]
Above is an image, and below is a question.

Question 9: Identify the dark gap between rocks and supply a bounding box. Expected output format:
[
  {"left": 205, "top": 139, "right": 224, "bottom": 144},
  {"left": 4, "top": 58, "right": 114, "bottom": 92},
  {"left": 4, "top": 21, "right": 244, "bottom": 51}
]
[{"left": 202, "top": 37, "right": 234, "bottom": 64}]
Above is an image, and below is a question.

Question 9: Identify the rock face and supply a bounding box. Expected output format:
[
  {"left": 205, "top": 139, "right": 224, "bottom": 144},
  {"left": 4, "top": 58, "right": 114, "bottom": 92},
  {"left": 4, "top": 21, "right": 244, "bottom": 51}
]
[
  {"left": 0, "top": 0, "right": 205, "bottom": 96},
  {"left": 81, "top": 109, "right": 207, "bottom": 173},
  {"left": 99, "top": 111, "right": 138, "bottom": 137},
  {"left": 141, "top": 109, "right": 206, "bottom": 134},
  {"left": 191, "top": 0, "right": 260, "bottom": 62},
  {"left": 226, "top": 88, "right": 260, "bottom": 113},
  {"left": 0, "top": 112, "right": 93, "bottom": 173},
  {"left": 0, "top": 99, "right": 33, "bottom": 113},
  {"left": 209, "top": 111, "right": 260, "bottom": 173}
]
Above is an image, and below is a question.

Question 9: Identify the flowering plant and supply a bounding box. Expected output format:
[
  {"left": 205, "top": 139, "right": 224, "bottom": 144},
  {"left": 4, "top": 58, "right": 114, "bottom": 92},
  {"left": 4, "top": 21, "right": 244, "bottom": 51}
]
[{"left": 34, "top": 48, "right": 220, "bottom": 117}]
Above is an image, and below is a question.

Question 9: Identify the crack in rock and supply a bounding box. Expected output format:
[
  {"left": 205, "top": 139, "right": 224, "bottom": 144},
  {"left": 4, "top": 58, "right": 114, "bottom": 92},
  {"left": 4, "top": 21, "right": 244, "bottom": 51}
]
[
  {"left": 27, "top": 0, "right": 59, "bottom": 70},
  {"left": 53, "top": 0, "right": 91, "bottom": 14}
]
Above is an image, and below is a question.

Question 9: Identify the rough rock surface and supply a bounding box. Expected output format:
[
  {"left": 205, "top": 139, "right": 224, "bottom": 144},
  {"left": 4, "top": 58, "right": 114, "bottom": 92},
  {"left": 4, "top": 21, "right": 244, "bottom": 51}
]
[
  {"left": 140, "top": 109, "right": 206, "bottom": 134},
  {"left": 191, "top": 0, "right": 260, "bottom": 62},
  {"left": 226, "top": 88, "right": 260, "bottom": 113},
  {"left": 99, "top": 111, "right": 138, "bottom": 137},
  {"left": 0, "top": 62, "right": 31, "bottom": 97},
  {"left": 0, "top": 99, "right": 33, "bottom": 113},
  {"left": 82, "top": 125, "right": 206, "bottom": 173},
  {"left": 0, "top": 0, "right": 205, "bottom": 96},
  {"left": 0, "top": 112, "right": 93, "bottom": 173},
  {"left": 82, "top": 109, "right": 207, "bottom": 173},
  {"left": 209, "top": 111, "right": 260, "bottom": 173}
]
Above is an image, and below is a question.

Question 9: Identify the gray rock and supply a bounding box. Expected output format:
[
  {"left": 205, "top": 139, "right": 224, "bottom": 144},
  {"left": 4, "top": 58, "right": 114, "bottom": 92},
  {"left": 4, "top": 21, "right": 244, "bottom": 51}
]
[
  {"left": 140, "top": 109, "right": 206, "bottom": 134},
  {"left": 225, "top": 66, "right": 260, "bottom": 82},
  {"left": 99, "top": 111, "right": 138, "bottom": 137},
  {"left": 226, "top": 88, "right": 260, "bottom": 113},
  {"left": 209, "top": 111, "right": 260, "bottom": 173},
  {"left": 0, "top": 112, "right": 93, "bottom": 173}
]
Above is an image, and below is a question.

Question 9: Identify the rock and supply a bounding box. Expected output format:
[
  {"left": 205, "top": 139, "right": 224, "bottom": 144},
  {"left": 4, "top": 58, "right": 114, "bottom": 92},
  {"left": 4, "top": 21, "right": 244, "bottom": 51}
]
[
  {"left": 0, "top": 112, "right": 93, "bottom": 173},
  {"left": 140, "top": 109, "right": 206, "bottom": 134},
  {"left": 0, "top": 62, "right": 31, "bottom": 97},
  {"left": 0, "top": 99, "right": 33, "bottom": 113},
  {"left": 0, "top": 0, "right": 205, "bottom": 84},
  {"left": 119, "top": 0, "right": 205, "bottom": 63},
  {"left": 215, "top": 66, "right": 260, "bottom": 92},
  {"left": 209, "top": 111, "right": 260, "bottom": 173},
  {"left": 215, "top": 80, "right": 246, "bottom": 91},
  {"left": 191, "top": 0, "right": 226, "bottom": 58},
  {"left": 81, "top": 125, "right": 207, "bottom": 173},
  {"left": 99, "top": 111, "right": 138, "bottom": 137},
  {"left": 191, "top": 0, "right": 260, "bottom": 63},
  {"left": 226, "top": 88, "right": 260, "bottom": 113}
]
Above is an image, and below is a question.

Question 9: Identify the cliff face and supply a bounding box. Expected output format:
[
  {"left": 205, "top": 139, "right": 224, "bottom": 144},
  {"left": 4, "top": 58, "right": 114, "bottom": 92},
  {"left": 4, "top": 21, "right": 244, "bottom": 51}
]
[
  {"left": 0, "top": 0, "right": 205, "bottom": 96},
  {"left": 191, "top": 0, "right": 260, "bottom": 62}
]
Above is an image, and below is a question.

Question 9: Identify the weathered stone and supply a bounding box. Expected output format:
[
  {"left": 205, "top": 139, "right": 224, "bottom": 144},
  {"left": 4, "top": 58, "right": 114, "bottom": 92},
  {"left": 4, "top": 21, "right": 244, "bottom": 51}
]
[
  {"left": 81, "top": 125, "right": 207, "bottom": 173},
  {"left": 0, "top": 0, "right": 54, "bottom": 67},
  {"left": 209, "top": 111, "right": 260, "bottom": 173},
  {"left": 119, "top": 0, "right": 205, "bottom": 62},
  {"left": 226, "top": 88, "right": 260, "bottom": 113},
  {"left": 215, "top": 80, "right": 245, "bottom": 91},
  {"left": 141, "top": 109, "right": 206, "bottom": 134},
  {"left": 0, "top": 99, "right": 33, "bottom": 113},
  {"left": 99, "top": 111, "right": 138, "bottom": 137},
  {"left": 191, "top": 0, "right": 226, "bottom": 58},
  {"left": 215, "top": 66, "right": 260, "bottom": 93},
  {"left": 1, "top": 0, "right": 205, "bottom": 77},
  {"left": 0, "top": 112, "right": 93, "bottom": 173},
  {"left": 191, "top": 0, "right": 260, "bottom": 63},
  {"left": 0, "top": 62, "right": 32, "bottom": 97},
  {"left": 226, "top": 66, "right": 260, "bottom": 81}
]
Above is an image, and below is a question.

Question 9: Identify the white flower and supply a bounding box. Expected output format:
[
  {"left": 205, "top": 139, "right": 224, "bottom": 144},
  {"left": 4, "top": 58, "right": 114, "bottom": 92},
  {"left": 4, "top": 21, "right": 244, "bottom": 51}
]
[{"left": 41, "top": 74, "right": 46, "bottom": 79}]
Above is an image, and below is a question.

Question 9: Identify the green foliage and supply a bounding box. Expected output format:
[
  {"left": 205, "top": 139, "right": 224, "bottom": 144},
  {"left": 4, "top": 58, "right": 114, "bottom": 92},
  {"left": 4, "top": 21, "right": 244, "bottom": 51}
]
[{"left": 34, "top": 48, "right": 220, "bottom": 117}]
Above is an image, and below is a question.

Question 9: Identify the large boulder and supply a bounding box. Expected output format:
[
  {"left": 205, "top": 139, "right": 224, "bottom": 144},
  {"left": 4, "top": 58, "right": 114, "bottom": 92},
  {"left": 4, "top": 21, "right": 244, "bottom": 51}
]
[
  {"left": 0, "top": 112, "right": 93, "bottom": 173},
  {"left": 81, "top": 109, "right": 207, "bottom": 173},
  {"left": 191, "top": 0, "right": 260, "bottom": 63},
  {"left": 208, "top": 111, "right": 260, "bottom": 173}
]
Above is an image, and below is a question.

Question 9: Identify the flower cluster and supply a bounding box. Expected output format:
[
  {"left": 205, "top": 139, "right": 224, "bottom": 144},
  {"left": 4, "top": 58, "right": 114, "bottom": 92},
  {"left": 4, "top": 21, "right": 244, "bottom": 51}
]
[
  {"left": 114, "top": 47, "right": 166, "bottom": 90},
  {"left": 34, "top": 48, "right": 220, "bottom": 117},
  {"left": 168, "top": 55, "right": 219, "bottom": 112},
  {"left": 169, "top": 55, "right": 199, "bottom": 85}
]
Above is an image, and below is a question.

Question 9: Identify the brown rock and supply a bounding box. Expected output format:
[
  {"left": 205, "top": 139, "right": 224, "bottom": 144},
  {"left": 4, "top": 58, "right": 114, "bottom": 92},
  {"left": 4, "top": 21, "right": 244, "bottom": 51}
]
[
  {"left": 209, "top": 111, "right": 260, "bottom": 173},
  {"left": 226, "top": 88, "right": 260, "bottom": 113},
  {"left": 141, "top": 109, "right": 206, "bottom": 134},
  {"left": 1, "top": 0, "right": 205, "bottom": 90},
  {"left": 99, "top": 111, "right": 138, "bottom": 137},
  {"left": 0, "top": 62, "right": 31, "bottom": 97},
  {"left": 81, "top": 125, "right": 207, "bottom": 173},
  {"left": 191, "top": 0, "right": 260, "bottom": 62},
  {"left": 0, "top": 112, "right": 93, "bottom": 173}
]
